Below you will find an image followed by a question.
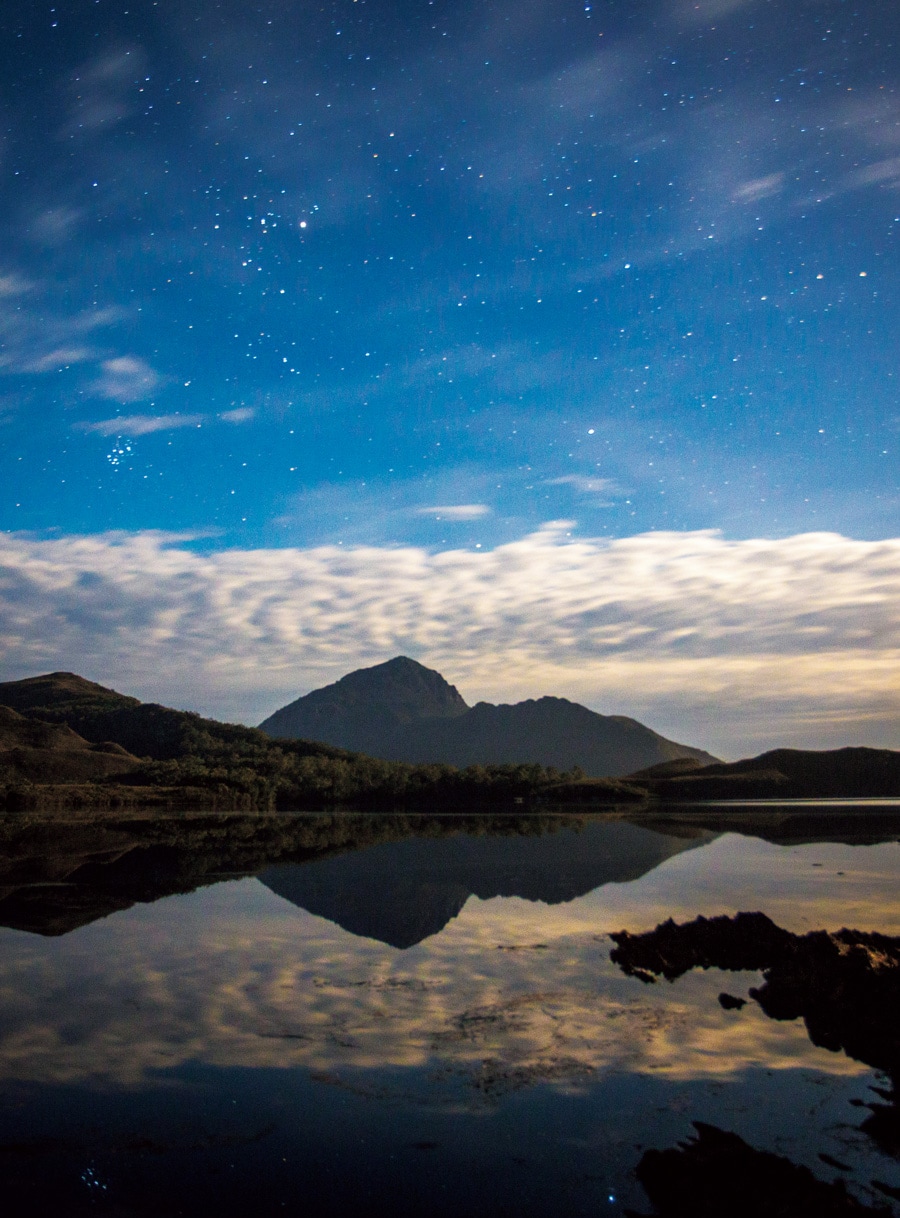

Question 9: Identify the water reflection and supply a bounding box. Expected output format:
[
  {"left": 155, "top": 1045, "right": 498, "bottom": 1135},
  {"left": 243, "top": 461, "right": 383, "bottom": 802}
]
[
  {"left": 259, "top": 818, "right": 706, "bottom": 947},
  {"left": 0, "top": 809, "right": 897, "bottom": 1216}
]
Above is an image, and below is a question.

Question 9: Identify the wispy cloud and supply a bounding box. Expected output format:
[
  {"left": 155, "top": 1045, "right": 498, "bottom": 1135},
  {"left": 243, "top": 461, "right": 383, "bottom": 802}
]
[
  {"left": 0, "top": 273, "right": 32, "bottom": 297},
  {"left": 0, "top": 277, "right": 122, "bottom": 380},
  {"left": 79, "top": 412, "right": 205, "bottom": 437},
  {"left": 415, "top": 504, "right": 491, "bottom": 521},
  {"left": 0, "top": 528, "right": 896, "bottom": 755},
  {"left": 219, "top": 407, "right": 256, "bottom": 424},
  {"left": 22, "top": 347, "right": 94, "bottom": 374},
  {"left": 545, "top": 476, "right": 620, "bottom": 497},
  {"left": 62, "top": 48, "right": 144, "bottom": 136},
  {"left": 674, "top": 0, "right": 759, "bottom": 22},
  {"left": 90, "top": 355, "right": 161, "bottom": 403},
  {"left": 80, "top": 407, "right": 257, "bottom": 436},
  {"left": 732, "top": 173, "right": 785, "bottom": 204}
]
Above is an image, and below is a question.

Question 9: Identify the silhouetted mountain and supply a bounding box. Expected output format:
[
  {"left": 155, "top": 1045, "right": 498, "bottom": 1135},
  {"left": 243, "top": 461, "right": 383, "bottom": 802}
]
[
  {"left": 0, "top": 671, "right": 577, "bottom": 810},
  {"left": 397, "top": 697, "right": 717, "bottom": 774},
  {"left": 259, "top": 656, "right": 468, "bottom": 755},
  {"left": 0, "top": 671, "right": 140, "bottom": 716},
  {"left": 0, "top": 670, "right": 289, "bottom": 761},
  {"left": 259, "top": 819, "right": 709, "bottom": 947},
  {"left": 638, "top": 746, "right": 900, "bottom": 800},
  {"left": 260, "top": 657, "right": 716, "bottom": 777}
]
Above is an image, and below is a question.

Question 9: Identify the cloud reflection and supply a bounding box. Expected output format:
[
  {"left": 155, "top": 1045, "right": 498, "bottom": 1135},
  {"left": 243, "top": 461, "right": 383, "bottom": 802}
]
[{"left": 0, "top": 837, "right": 895, "bottom": 1094}]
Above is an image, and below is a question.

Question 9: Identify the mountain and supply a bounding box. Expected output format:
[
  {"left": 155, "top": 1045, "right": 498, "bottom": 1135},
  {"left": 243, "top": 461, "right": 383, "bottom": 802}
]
[
  {"left": 389, "top": 696, "right": 717, "bottom": 774},
  {"left": 259, "top": 657, "right": 717, "bottom": 777},
  {"left": 0, "top": 671, "right": 140, "bottom": 718},
  {"left": 259, "top": 656, "right": 469, "bottom": 755},
  {"left": 0, "top": 671, "right": 266, "bottom": 761}
]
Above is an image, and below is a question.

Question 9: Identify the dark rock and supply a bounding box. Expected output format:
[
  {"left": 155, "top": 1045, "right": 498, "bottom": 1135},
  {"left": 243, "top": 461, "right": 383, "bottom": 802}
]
[{"left": 627, "top": 1122, "right": 889, "bottom": 1217}]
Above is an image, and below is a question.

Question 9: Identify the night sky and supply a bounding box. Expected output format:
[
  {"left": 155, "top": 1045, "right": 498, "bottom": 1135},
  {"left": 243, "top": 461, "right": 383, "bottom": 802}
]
[{"left": 0, "top": 0, "right": 898, "bottom": 753}]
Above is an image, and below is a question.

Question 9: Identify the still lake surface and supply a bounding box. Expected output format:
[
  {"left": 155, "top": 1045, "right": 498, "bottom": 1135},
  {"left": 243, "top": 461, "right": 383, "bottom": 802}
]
[{"left": 0, "top": 808, "right": 898, "bottom": 1216}]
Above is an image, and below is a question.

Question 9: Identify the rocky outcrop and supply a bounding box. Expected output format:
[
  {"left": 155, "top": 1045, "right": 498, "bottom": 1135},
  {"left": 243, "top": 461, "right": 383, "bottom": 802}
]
[
  {"left": 628, "top": 1122, "right": 891, "bottom": 1217},
  {"left": 611, "top": 912, "right": 900, "bottom": 1161}
]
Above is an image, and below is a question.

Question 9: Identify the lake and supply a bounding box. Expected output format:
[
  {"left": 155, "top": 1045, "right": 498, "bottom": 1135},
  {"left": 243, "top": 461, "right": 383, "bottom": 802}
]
[{"left": 0, "top": 807, "right": 898, "bottom": 1216}]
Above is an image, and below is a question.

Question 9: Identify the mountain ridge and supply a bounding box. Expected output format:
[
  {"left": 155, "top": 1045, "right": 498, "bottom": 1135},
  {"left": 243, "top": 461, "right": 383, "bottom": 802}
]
[{"left": 259, "top": 656, "right": 717, "bottom": 776}]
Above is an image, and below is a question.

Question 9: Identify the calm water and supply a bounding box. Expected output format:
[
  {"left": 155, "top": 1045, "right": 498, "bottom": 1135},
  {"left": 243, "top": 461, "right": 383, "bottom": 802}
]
[{"left": 0, "top": 809, "right": 898, "bottom": 1216}]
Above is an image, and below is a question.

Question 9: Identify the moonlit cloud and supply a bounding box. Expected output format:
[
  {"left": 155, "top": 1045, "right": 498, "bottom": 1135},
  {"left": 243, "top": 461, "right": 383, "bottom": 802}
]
[
  {"left": 90, "top": 355, "right": 161, "bottom": 403},
  {"left": 0, "top": 527, "right": 896, "bottom": 754},
  {"left": 546, "top": 476, "right": 619, "bottom": 497},
  {"left": 219, "top": 407, "right": 256, "bottom": 424},
  {"left": 732, "top": 173, "right": 785, "bottom": 204},
  {"left": 22, "top": 346, "right": 94, "bottom": 373},
  {"left": 0, "top": 286, "right": 121, "bottom": 381},
  {"left": 0, "top": 272, "right": 31, "bottom": 297},
  {"left": 79, "top": 412, "right": 205, "bottom": 436},
  {"left": 676, "top": 0, "right": 759, "bottom": 20},
  {"left": 63, "top": 48, "right": 143, "bottom": 135},
  {"left": 415, "top": 504, "right": 491, "bottom": 520}
]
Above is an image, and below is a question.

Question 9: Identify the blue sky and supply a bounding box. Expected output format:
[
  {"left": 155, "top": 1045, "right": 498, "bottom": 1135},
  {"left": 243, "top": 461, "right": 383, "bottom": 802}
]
[{"left": 0, "top": 0, "right": 898, "bottom": 752}]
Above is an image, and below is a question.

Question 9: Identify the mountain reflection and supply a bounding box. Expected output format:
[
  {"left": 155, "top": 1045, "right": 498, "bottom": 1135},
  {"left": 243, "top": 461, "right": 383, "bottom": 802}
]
[
  {"left": 259, "top": 820, "right": 705, "bottom": 947},
  {"left": 0, "top": 812, "right": 708, "bottom": 941}
]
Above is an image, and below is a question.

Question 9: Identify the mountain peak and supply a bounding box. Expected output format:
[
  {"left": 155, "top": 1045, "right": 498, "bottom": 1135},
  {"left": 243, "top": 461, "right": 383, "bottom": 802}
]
[
  {"left": 258, "top": 657, "right": 469, "bottom": 753},
  {"left": 314, "top": 656, "right": 468, "bottom": 709}
]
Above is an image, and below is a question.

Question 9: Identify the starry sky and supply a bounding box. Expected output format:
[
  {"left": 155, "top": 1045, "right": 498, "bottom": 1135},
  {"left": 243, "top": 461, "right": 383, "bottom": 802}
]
[{"left": 0, "top": 0, "right": 898, "bottom": 753}]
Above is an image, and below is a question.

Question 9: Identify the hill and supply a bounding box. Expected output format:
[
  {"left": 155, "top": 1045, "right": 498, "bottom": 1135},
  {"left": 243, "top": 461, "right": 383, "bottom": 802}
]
[
  {"left": 259, "top": 657, "right": 717, "bottom": 776},
  {"left": 0, "top": 671, "right": 579, "bottom": 811},
  {"left": 0, "top": 704, "right": 139, "bottom": 784},
  {"left": 640, "top": 746, "right": 900, "bottom": 800},
  {"left": 546, "top": 745, "right": 900, "bottom": 803}
]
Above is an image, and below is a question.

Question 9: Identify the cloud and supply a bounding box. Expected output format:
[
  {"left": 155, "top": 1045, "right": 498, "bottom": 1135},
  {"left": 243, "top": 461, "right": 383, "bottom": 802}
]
[
  {"left": 0, "top": 527, "right": 897, "bottom": 755},
  {"left": 0, "top": 273, "right": 31, "bottom": 297},
  {"left": 26, "top": 206, "right": 83, "bottom": 246},
  {"left": 732, "top": 174, "right": 784, "bottom": 204},
  {"left": 90, "top": 355, "right": 161, "bottom": 403},
  {"left": 80, "top": 409, "right": 257, "bottom": 436},
  {"left": 79, "top": 412, "right": 205, "bottom": 437},
  {"left": 219, "top": 407, "right": 256, "bottom": 424},
  {"left": 0, "top": 278, "right": 122, "bottom": 381},
  {"left": 848, "top": 155, "right": 900, "bottom": 190},
  {"left": 63, "top": 48, "right": 143, "bottom": 135},
  {"left": 545, "top": 476, "right": 619, "bottom": 497},
  {"left": 22, "top": 346, "right": 94, "bottom": 374},
  {"left": 675, "top": 0, "right": 759, "bottom": 21},
  {"left": 415, "top": 504, "right": 491, "bottom": 521}
]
